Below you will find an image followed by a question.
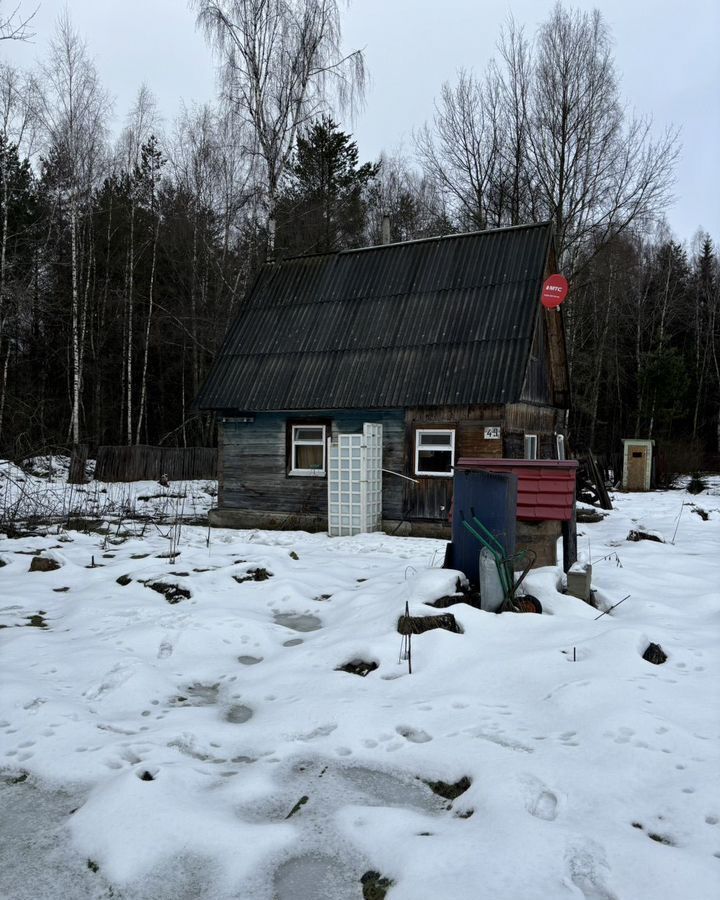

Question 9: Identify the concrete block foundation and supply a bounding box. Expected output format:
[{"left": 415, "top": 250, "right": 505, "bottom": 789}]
[
  {"left": 208, "top": 507, "right": 451, "bottom": 539},
  {"left": 515, "top": 519, "right": 561, "bottom": 568}
]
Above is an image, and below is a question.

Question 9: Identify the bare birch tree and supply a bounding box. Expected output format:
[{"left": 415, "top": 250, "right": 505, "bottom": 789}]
[
  {"left": 115, "top": 85, "right": 160, "bottom": 444},
  {"left": 415, "top": 69, "right": 502, "bottom": 230},
  {"left": 417, "top": 4, "right": 679, "bottom": 270},
  {"left": 135, "top": 135, "right": 164, "bottom": 444},
  {"left": 116, "top": 83, "right": 159, "bottom": 174},
  {"left": 0, "top": 62, "right": 37, "bottom": 155},
  {"left": 170, "top": 103, "right": 221, "bottom": 402},
  {"left": 0, "top": 1, "right": 37, "bottom": 41},
  {"left": 495, "top": 17, "right": 532, "bottom": 225},
  {"left": 193, "top": 0, "right": 366, "bottom": 249},
  {"left": 36, "top": 11, "right": 109, "bottom": 446},
  {"left": 527, "top": 3, "right": 679, "bottom": 269}
]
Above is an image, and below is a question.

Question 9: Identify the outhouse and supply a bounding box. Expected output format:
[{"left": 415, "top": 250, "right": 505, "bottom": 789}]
[{"left": 622, "top": 439, "right": 654, "bottom": 491}]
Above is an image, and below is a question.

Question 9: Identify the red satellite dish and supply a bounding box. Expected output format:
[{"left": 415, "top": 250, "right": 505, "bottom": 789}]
[{"left": 541, "top": 274, "right": 568, "bottom": 309}]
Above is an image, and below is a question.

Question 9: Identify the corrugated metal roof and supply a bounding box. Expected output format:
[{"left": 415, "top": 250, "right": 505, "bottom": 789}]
[{"left": 196, "top": 222, "right": 553, "bottom": 411}]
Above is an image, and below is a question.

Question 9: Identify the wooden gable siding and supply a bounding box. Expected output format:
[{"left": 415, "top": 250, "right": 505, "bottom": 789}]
[
  {"left": 518, "top": 242, "right": 569, "bottom": 410},
  {"left": 220, "top": 410, "right": 405, "bottom": 520},
  {"left": 520, "top": 312, "right": 552, "bottom": 405},
  {"left": 545, "top": 307, "right": 570, "bottom": 407},
  {"left": 401, "top": 403, "right": 565, "bottom": 520},
  {"left": 503, "top": 402, "right": 565, "bottom": 459},
  {"left": 505, "top": 402, "right": 563, "bottom": 432},
  {"left": 403, "top": 405, "right": 505, "bottom": 520},
  {"left": 543, "top": 243, "right": 570, "bottom": 409}
]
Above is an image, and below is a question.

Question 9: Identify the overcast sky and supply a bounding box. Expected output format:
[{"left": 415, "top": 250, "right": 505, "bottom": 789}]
[{"left": 3, "top": 0, "right": 719, "bottom": 242}]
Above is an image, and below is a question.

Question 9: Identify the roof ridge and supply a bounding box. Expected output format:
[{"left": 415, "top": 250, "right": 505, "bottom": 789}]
[{"left": 273, "top": 221, "right": 553, "bottom": 264}]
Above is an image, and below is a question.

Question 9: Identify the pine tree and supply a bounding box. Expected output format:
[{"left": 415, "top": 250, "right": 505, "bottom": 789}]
[
  {"left": 275, "top": 116, "right": 378, "bottom": 257},
  {"left": 689, "top": 236, "right": 719, "bottom": 445}
]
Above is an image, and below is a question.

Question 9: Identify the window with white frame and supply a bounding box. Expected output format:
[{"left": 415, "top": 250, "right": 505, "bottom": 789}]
[
  {"left": 524, "top": 433, "right": 538, "bottom": 460},
  {"left": 290, "top": 424, "right": 326, "bottom": 475},
  {"left": 415, "top": 428, "right": 455, "bottom": 476}
]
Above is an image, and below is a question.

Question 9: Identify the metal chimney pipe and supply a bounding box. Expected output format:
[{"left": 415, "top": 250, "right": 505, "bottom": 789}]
[{"left": 381, "top": 214, "right": 391, "bottom": 245}]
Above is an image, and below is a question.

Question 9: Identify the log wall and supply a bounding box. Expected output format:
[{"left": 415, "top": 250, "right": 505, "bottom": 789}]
[
  {"left": 220, "top": 410, "right": 405, "bottom": 521},
  {"left": 217, "top": 402, "right": 567, "bottom": 529}
]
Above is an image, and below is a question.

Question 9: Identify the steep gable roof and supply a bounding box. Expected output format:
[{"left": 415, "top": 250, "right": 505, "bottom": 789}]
[{"left": 196, "top": 222, "right": 554, "bottom": 411}]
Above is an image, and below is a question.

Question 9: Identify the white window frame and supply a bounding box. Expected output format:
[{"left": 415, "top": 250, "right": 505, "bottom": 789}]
[
  {"left": 524, "top": 433, "right": 538, "bottom": 460},
  {"left": 290, "top": 424, "right": 327, "bottom": 476},
  {"left": 556, "top": 433, "right": 566, "bottom": 460},
  {"left": 415, "top": 428, "right": 455, "bottom": 477}
]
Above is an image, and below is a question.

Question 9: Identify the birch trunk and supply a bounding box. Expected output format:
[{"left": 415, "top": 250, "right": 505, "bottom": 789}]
[
  {"left": 125, "top": 203, "right": 135, "bottom": 444},
  {"left": 135, "top": 218, "right": 159, "bottom": 444},
  {"left": 69, "top": 199, "right": 81, "bottom": 447},
  {"left": 0, "top": 151, "right": 7, "bottom": 439},
  {"left": 190, "top": 213, "right": 200, "bottom": 396},
  {"left": 0, "top": 343, "right": 9, "bottom": 443},
  {"left": 0, "top": 148, "right": 7, "bottom": 345}
]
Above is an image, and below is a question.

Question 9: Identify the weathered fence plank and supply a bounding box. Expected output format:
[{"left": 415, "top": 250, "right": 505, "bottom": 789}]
[
  {"left": 94, "top": 446, "right": 217, "bottom": 482},
  {"left": 68, "top": 445, "right": 89, "bottom": 484}
]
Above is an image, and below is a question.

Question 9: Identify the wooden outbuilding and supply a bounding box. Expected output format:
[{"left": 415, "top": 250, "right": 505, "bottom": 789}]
[
  {"left": 622, "top": 438, "right": 654, "bottom": 491},
  {"left": 196, "top": 222, "right": 570, "bottom": 537}
]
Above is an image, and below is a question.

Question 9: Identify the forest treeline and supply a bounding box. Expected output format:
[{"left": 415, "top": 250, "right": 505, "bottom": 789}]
[{"left": 0, "top": 1, "right": 717, "bottom": 468}]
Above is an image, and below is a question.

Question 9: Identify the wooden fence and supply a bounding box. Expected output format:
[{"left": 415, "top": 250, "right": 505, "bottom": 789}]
[{"left": 94, "top": 445, "right": 217, "bottom": 483}]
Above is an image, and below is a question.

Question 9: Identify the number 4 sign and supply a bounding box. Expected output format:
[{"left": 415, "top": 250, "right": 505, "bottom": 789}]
[{"left": 484, "top": 427, "right": 501, "bottom": 439}]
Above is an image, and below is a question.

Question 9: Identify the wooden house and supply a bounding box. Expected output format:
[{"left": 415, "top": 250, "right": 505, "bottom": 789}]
[{"left": 196, "top": 222, "right": 570, "bottom": 537}]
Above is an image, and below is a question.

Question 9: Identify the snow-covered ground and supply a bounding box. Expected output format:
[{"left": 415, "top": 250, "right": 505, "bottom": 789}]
[
  {"left": 0, "top": 459, "right": 216, "bottom": 527},
  {"left": 1, "top": 476, "right": 719, "bottom": 900}
]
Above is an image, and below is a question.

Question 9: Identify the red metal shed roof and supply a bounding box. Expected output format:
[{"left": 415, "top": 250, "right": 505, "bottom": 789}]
[{"left": 456, "top": 459, "right": 578, "bottom": 522}]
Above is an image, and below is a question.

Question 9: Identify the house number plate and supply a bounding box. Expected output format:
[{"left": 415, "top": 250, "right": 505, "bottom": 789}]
[{"left": 484, "top": 427, "right": 501, "bottom": 439}]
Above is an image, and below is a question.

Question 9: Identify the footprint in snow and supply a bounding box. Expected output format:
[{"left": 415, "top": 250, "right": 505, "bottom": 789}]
[
  {"left": 528, "top": 789, "right": 558, "bottom": 821},
  {"left": 565, "top": 840, "right": 618, "bottom": 900},
  {"left": 157, "top": 638, "right": 173, "bottom": 659},
  {"left": 83, "top": 664, "right": 135, "bottom": 701},
  {"left": 296, "top": 723, "right": 337, "bottom": 741},
  {"left": 522, "top": 775, "right": 559, "bottom": 821},
  {"left": 396, "top": 725, "right": 432, "bottom": 743}
]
